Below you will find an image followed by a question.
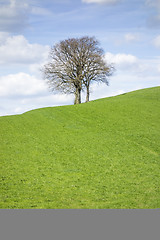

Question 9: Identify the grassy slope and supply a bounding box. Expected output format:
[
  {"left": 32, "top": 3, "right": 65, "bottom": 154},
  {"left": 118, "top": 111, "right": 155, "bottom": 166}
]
[{"left": 0, "top": 87, "right": 160, "bottom": 209}]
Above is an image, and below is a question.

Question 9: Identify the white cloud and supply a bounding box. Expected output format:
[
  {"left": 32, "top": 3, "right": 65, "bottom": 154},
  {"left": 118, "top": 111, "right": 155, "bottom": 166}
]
[
  {"left": 153, "top": 35, "right": 160, "bottom": 48},
  {"left": 82, "top": 0, "right": 120, "bottom": 4},
  {"left": 105, "top": 52, "right": 160, "bottom": 78},
  {"left": 0, "top": 71, "right": 74, "bottom": 116},
  {"left": 0, "top": 72, "right": 74, "bottom": 116},
  {"left": 105, "top": 52, "right": 138, "bottom": 71},
  {"left": 0, "top": 35, "right": 49, "bottom": 65},
  {"left": 0, "top": 32, "right": 9, "bottom": 44},
  {"left": 0, "top": 73, "right": 47, "bottom": 97}
]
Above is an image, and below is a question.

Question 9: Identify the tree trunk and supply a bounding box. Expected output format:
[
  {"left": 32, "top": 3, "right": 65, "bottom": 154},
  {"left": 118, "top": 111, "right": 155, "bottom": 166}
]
[
  {"left": 74, "top": 88, "right": 81, "bottom": 104},
  {"left": 86, "top": 86, "right": 90, "bottom": 102}
]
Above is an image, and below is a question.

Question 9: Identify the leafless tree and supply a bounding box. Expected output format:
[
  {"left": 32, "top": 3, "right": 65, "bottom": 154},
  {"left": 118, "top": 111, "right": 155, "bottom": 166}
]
[
  {"left": 42, "top": 36, "right": 114, "bottom": 104},
  {"left": 81, "top": 37, "right": 114, "bottom": 102}
]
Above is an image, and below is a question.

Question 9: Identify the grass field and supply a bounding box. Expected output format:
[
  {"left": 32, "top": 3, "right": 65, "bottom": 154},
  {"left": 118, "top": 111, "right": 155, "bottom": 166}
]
[{"left": 0, "top": 87, "right": 160, "bottom": 208}]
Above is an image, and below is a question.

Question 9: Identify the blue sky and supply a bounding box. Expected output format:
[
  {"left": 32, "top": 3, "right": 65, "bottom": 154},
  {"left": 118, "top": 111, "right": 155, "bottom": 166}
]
[{"left": 0, "top": 0, "right": 159, "bottom": 115}]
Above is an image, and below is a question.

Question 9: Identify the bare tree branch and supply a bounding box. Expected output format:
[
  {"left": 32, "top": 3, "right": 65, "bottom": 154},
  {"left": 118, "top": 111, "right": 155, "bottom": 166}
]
[{"left": 42, "top": 36, "right": 114, "bottom": 104}]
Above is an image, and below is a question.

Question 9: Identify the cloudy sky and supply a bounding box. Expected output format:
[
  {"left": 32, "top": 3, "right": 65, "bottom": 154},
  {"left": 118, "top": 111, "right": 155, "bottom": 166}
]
[{"left": 0, "top": 0, "right": 159, "bottom": 116}]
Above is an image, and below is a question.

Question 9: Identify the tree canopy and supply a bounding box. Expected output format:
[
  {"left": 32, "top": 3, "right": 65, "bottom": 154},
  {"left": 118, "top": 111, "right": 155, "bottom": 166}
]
[{"left": 43, "top": 36, "right": 114, "bottom": 104}]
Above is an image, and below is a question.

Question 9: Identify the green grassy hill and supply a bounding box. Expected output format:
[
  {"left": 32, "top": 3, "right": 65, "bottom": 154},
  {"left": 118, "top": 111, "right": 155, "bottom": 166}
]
[{"left": 0, "top": 87, "right": 160, "bottom": 209}]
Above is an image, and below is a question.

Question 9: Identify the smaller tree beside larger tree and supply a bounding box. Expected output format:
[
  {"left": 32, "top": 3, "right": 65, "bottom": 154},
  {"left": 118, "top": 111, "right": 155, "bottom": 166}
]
[{"left": 42, "top": 36, "right": 114, "bottom": 104}]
